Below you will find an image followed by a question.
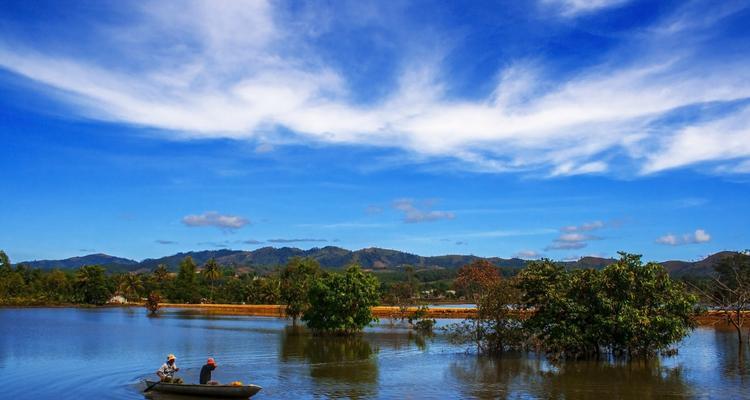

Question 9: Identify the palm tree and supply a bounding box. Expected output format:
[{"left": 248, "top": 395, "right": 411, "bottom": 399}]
[
  {"left": 153, "top": 264, "right": 170, "bottom": 283},
  {"left": 118, "top": 273, "right": 144, "bottom": 302},
  {"left": 202, "top": 258, "right": 221, "bottom": 302}
]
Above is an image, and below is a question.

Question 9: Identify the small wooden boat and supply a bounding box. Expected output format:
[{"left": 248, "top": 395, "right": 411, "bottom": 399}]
[{"left": 144, "top": 380, "right": 262, "bottom": 398}]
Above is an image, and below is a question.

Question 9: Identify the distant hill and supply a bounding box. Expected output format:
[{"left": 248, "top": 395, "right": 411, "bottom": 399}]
[
  {"left": 21, "top": 253, "right": 138, "bottom": 270},
  {"left": 18, "top": 247, "right": 739, "bottom": 277}
]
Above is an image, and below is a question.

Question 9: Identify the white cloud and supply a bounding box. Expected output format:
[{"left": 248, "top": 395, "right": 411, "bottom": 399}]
[
  {"left": 547, "top": 220, "right": 606, "bottom": 250},
  {"left": 393, "top": 199, "right": 455, "bottom": 223},
  {"left": 656, "top": 229, "right": 711, "bottom": 246},
  {"left": 514, "top": 250, "right": 541, "bottom": 259},
  {"left": 0, "top": 1, "right": 748, "bottom": 176},
  {"left": 542, "top": 0, "right": 630, "bottom": 17},
  {"left": 182, "top": 211, "right": 249, "bottom": 231},
  {"left": 643, "top": 105, "right": 750, "bottom": 174},
  {"left": 561, "top": 220, "right": 605, "bottom": 232}
]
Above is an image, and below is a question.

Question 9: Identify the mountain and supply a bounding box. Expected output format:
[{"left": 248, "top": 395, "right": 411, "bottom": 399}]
[
  {"left": 18, "top": 247, "right": 739, "bottom": 277},
  {"left": 21, "top": 253, "right": 138, "bottom": 270},
  {"left": 661, "top": 251, "right": 739, "bottom": 277}
]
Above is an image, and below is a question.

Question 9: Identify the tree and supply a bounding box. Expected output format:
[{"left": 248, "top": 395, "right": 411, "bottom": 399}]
[
  {"left": 707, "top": 252, "right": 750, "bottom": 347},
  {"left": 202, "top": 258, "right": 221, "bottom": 302},
  {"left": 302, "top": 265, "right": 380, "bottom": 335},
  {"left": 75, "top": 265, "right": 111, "bottom": 305},
  {"left": 153, "top": 264, "right": 170, "bottom": 283},
  {"left": 448, "top": 278, "right": 523, "bottom": 355},
  {"left": 0, "top": 250, "right": 11, "bottom": 273},
  {"left": 118, "top": 273, "right": 144, "bottom": 302},
  {"left": 454, "top": 260, "right": 501, "bottom": 302},
  {"left": 172, "top": 256, "right": 201, "bottom": 303},
  {"left": 280, "top": 257, "right": 322, "bottom": 325},
  {"left": 517, "top": 253, "right": 698, "bottom": 359}
]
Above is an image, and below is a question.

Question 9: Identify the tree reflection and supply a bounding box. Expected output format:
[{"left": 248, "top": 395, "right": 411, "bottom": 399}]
[
  {"left": 450, "top": 354, "right": 694, "bottom": 400},
  {"left": 449, "top": 354, "right": 541, "bottom": 399},
  {"left": 713, "top": 326, "right": 750, "bottom": 381},
  {"left": 536, "top": 360, "right": 692, "bottom": 400},
  {"left": 280, "top": 326, "right": 378, "bottom": 399}
]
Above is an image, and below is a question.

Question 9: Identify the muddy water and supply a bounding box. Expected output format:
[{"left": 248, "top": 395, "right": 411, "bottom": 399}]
[{"left": 1, "top": 307, "right": 748, "bottom": 399}]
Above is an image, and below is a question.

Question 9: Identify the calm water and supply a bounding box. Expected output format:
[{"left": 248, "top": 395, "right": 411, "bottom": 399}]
[{"left": 1, "top": 307, "right": 749, "bottom": 399}]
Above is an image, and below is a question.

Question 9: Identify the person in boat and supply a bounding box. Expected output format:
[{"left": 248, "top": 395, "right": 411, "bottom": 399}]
[
  {"left": 200, "top": 357, "right": 219, "bottom": 385},
  {"left": 156, "top": 354, "right": 183, "bottom": 383}
]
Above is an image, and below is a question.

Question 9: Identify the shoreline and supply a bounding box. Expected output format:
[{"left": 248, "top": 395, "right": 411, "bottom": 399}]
[{"left": 1, "top": 303, "right": 738, "bottom": 326}]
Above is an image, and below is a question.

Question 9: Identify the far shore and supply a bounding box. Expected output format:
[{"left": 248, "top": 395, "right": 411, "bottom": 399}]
[{"left": 1, "top": 302, "right": 739, "bottom": 326}]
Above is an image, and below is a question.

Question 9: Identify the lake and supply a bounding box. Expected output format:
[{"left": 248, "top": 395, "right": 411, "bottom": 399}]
[{"left": 1, "top": 307, "right": 748, "bottom": 399}]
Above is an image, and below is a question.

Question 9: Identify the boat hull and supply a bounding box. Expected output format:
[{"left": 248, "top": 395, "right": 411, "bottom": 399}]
[{"left": 144, "top": 380, "right": 262, "bottom": 398}]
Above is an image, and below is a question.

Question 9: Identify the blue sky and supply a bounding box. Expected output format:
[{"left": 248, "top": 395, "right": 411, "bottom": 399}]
[{"left": 1, "top": 0, "right": 748, "bottom": 263}]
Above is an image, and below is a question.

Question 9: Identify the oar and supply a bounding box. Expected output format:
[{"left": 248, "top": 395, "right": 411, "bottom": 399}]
[{"left": 143, "top": 380, "right": 161, "bottom": 393}]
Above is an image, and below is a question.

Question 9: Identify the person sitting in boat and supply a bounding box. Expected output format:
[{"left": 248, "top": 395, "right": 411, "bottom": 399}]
[
  {"left": 156, "top": 354, "right": 183, "bottom": 383},
  {"left": 200, "top": 357, "right": 219, "bottom": 385}
]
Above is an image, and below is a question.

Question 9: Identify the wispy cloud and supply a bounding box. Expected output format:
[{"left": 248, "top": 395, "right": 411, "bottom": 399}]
[
  {"left": 182, "top": 211, "right": 249, "bottom": 232},
  {"left": 542, "top": 0, "right": 630, "bottom": 17},
  {"left": 242, "top": 239, "right": 264, "bottom": 245},
  {"left": 656, "top": 229, "right": 711, "bottom": 246},
  {"left": 0, "top": 1, "right": 748, "bottom": 176},
  {"left": 155, "top": 239, "right": 177, "bottom": 245},
  {"left": 393, "top": 199, "right": 455, "bottom": 223}
]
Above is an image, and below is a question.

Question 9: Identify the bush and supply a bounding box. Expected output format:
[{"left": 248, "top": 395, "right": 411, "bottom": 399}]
[{"left": 302, "top": 265, "right": 380, "bottom": 335}]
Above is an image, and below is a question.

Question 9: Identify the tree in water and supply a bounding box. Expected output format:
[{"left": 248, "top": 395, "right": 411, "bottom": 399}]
[
  {"left": 706, "top": 251, "right": 750, "bottom": 347},
  {"left": 302, "top": 265, "right": 380, "bottom": 335},
  {"left": 146, "top": 292, "right": 161, "bottom": 315},
  {"left": 280, "top": 257, "right": 321, "bottom": 325},
  {"left": 517, "top": 253, "right": 698, "bottom": 360}
]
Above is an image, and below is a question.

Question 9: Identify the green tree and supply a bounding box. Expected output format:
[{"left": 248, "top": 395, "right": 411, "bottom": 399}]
[
  {"left": 43, "top": 269, "right": 72, "bottom": 302},
  {"left": 172, "top": 256, "right": 201, "bottom": 303},
  {"left": 118, "top": 273, "right": 144, "bottom": 301},
  {"left": 0, "top": 250, "right": 11, "bottom": 273},
  {"left": 202, "top": 258, "right": 221, "bottom": 302},
  {"left": 302, "top": 265, "right": 380, "bottom": 335},
  {"left": 153, "top": 263, "right": 170, "bottom": 283},
  {"left": 75, "top": 265, "right": 111, "bottom": 305},
  {"left": 280, "top": 257, "right": 322, "bottom": 325},
  {"left": 517, "top": 253, "right": 698, "bottom": 359}
]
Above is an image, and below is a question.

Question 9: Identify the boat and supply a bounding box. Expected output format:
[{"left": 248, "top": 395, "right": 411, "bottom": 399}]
[{"left": 143, "top": 380, "right": 262, "bottom": 398}]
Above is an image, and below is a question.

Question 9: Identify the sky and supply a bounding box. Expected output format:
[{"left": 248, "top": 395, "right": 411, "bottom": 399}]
[{"left": 0, "top": 0, "right": 748, "bottom": 263}]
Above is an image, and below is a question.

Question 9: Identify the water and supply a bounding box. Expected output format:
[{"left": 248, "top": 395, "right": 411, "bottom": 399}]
[{"left": 1, "top": 307, "right": 749, "bottom": 399}]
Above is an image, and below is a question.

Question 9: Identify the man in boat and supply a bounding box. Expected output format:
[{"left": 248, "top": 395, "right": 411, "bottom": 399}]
[
  {"left": 156, "top": 354, "right": 183, "bottom": 383},
  {"left": 199, "top": 357, "right": 219, "bottom": 385}
]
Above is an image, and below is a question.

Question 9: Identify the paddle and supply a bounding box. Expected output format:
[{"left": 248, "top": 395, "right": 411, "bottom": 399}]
[{"left": 143, "top": 380, "right": 161, "bottom": 393}]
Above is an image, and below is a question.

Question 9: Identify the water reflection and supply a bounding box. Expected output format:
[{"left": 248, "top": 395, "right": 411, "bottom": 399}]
[
  {"left": 449, "top": 354, "right": 694, "bottom": 399},
  {"left": 281, "top": 326, "right": 379, "bottom": 398},
  {"left": 713, "top": 326, "right": 750, "bottom": 381}
]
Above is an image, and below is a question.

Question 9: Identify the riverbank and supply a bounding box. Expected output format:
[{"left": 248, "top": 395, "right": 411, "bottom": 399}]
[
  {"left": 160, "top": 303, "right": 735, "bottom": 325},
  {"left": 2, "top": 302, "right": 737, "bottom": 326}
]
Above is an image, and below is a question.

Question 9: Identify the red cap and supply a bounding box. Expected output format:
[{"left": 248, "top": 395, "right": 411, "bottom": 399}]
[{"left": 207, "top": 358, "right": 216, "bottom": 366}]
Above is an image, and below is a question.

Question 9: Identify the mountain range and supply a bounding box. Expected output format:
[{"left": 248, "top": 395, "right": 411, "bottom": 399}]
[{"left": 18, "top": 247, "right": 737, "bottom": 277}]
